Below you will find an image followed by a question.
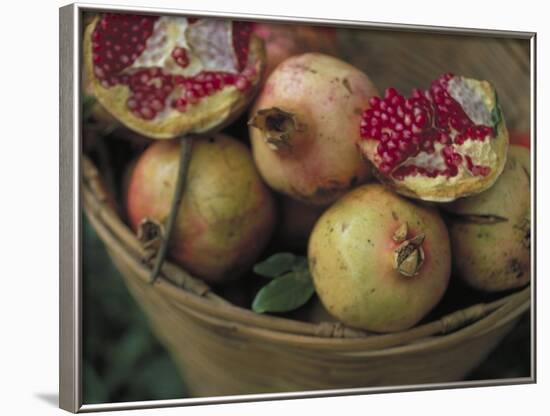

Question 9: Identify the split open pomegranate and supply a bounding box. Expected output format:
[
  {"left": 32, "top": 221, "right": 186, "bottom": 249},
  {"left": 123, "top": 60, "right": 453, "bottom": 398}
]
[
  {"left": 84, "top": 13, "right": 265, "bottom": 139},
  {"left": 358, "top": 73, "right": 509, "bottom": 202}
]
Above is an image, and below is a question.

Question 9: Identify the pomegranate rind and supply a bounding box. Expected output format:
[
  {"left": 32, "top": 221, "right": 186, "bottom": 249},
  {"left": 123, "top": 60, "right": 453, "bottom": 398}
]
[
  {"left": 253, "top": 23, "right": 339, "bottom": 80},
  {"left": 83, "top": 17, "right": 266, "bottom": 140},
  {"left": 359, "top": 78, "right": 509, "bottom": 202},
  {"left": 308, "top": 184, "right": 451, "bottom": 332},
  {"left": 443, "top": 146, "right": 530, "bottom": 292},
  {"left": 249, "top": 53, "right": 378, "bottom": 206},
  {"left": 126, "top": 134, "right": 277, "bottom": 283}
]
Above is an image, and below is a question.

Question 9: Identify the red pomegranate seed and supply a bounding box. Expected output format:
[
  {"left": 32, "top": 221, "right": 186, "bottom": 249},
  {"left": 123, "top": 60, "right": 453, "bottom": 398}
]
[
  {"left": 359, "top": 73, "right": 495, "bottom": 179},
  {"left": 92, "top": 15, "right": 256, "bottom": 119},
  {"left": 232, "top": 21, "right": 252, "bottom": 71}
]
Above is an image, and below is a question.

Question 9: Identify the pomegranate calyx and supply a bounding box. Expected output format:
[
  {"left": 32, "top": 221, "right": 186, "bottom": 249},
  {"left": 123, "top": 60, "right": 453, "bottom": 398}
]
[
  {"left": 137, "top": 217, "right": 165, "bottom": 260},
  {"left": 392, "top": 222, "right": 408, "bottom": 243},
  {"left": 393, "top": 234, "right": 425, "bottom": 277},
  {"left": 249, "top": 107, "right": 305, "bottom": 151}
]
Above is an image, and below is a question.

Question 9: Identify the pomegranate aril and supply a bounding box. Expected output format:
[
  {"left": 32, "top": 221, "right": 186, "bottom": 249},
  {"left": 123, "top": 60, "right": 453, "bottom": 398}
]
[
  {"left": 92, "top": 14, "right": 259, "bottom": 121},
  {"left": 139, "top": 107, "right": 155, "bottom": 120},
  {"left": 398, "top": 140, "right": 409, "bottom": 152},
  {"left": 385, "top": 87, "right": 398, "bottom": 99},
  {"left": 92, "top": 13, "right": 157, "bottom": 81},
  {"left": 478, "top": 166, "right": 491, "bottom": 176},
  {"left": 441, "top": 146, "right": 454, "bottom": 157},
  {"left": 380, "top": 163, "right": 392, "bottom": 174},
  {"left": 186, "top": 90, "right": 199, "bottom": 104},
  {"left": 414, "top": 113, "right": 427, "bottom": 126},
  {"left": 150, "top": 99, "right": 163, "bottom": 111},
  {"left": 232, "top": 21, "right": 253, "bottom": 71},
  {"left": 172, "top": 47, "right": 190, "bottom": 68},
  {"left": 447, "top": 165, "right": 459, "bottom": 177},
  {"left": 369, "top": 96, "right": 381, "bottom": 108},
  {"left": 127, "top": 99, "right": 138, "bottom": 109},
  {"left": 205, "top": 82, "right": 215, "bottom": 94}
]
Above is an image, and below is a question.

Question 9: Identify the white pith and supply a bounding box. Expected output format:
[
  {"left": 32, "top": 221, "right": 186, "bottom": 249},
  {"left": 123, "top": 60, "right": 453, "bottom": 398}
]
[
  {"left": 128, "top": 17, "right": 240, "bottom": 77},
  {"left": 109, "top": 17, "right": 248, "bottom": 121},
  {"left": 399, "top": 138, "right": 496, "bottom": 188},
  {"left": 401, "top": 142, "right": 447, "bottom": 171},
  {"left": 447, "top": 77, "right": 492, "bottom": 126},
  {"left": 391, "top": 76, "right": 497, "bottom": 181}
]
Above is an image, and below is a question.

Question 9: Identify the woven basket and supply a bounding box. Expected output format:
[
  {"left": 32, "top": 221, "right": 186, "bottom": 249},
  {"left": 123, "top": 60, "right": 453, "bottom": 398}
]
[{"left": 82, "top": 27, "right": 531, "bottom": 397}]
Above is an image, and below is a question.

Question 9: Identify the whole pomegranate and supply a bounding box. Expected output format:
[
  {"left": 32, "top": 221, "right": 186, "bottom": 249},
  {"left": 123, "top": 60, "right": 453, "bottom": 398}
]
[
  {"left": 84, "top": 13, "right": 265, "bottom": 139},
  {"left": 249, "top": 53, "right": 379, "bottom": 206},
  {"left": 126, "top": 134, "right": 276, "bottom": 283},
  {"left": 253, "top": 23, "right": 339, "bottom": 79},
  {"left": 358, "top": 73, "right": 509, "bottom": 202},
  {"left": 444, "top": 145, "right": 530, "bottom": 292},
  {"left": 308, "top": 184, "right": 451, "bottom": 332}
]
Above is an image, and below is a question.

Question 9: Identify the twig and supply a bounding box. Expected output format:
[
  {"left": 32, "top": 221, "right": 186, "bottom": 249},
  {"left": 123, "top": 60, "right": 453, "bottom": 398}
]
[{"left": 149, "top": 136, "right": 194, "bottom": 283}]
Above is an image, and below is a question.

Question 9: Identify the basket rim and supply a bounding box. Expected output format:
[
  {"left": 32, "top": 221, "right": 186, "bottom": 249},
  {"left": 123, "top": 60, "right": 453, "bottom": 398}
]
[{"left": 82, "top": 155, "right": 531, "bottom": 351}]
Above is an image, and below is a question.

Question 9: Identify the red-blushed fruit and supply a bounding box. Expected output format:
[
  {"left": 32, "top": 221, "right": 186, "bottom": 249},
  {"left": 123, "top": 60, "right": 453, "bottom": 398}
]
[
  {"left": 253, "top": 23, "right": 339, "bottom": 79},
  {"left": 126, "top": 134, "right": 276, "bottom": 283},
  {"left": 84, "top": 14, "right": 265, "bottom": 139},
  {"left": 308, "top": 184, "right": 451, "bottom": 332},
  {"left": 249, "top": 53, "right": 379, "bottom": 206},
  {"left": 444, "top": 145, "right": 530, "bottom": 292},
  {"left": 509, "top": 130, "right": 530, "bottom": 150},
  {"left": 358, "top": 73, "right": 509, "bottom": 202}
]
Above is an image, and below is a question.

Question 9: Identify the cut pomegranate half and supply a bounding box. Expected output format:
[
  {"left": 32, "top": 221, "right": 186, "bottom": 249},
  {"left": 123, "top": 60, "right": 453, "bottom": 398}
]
[
  {"left": 83, "top": 13, "right": 265, "bottom": 139},
  {"left": 358, "top": 73, "right": 509, "bottom": 202}
]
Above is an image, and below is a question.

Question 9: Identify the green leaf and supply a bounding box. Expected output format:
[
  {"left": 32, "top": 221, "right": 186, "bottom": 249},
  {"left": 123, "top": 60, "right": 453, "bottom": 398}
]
[
  {"left": 491, "top": 93, "right": 502, "bottom": 129},
  {"left": 252, "top": 270, "right": 315, "bottom": 313},
  {"left": 253, "top": 252, "right": 299, "bottom": 278},
  {"left": 291, "top": 256, "right": 309, "bottom": 273},
  {"left": 82, "top": 94, "right": 97, "bottom": 121}
]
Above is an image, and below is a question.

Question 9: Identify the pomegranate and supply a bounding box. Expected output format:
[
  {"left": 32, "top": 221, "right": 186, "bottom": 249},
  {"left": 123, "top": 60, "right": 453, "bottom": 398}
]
[
  {"left": 358, "top": 73, "right": 509, "bottom": 202},
  {"left": 253, "top": 23, "right": 339, "bottom": 79},
  {"left": 444, "top": 145, "right": 530, "bottom": 292},
  {"left": 509, "top": 130, "right": 530, "bottom": 150},
  {"left": 84, "top": 13, "right": 265, "bottom": 139},
  {"left": 308, "top": 184, "right": 451, "bottom": 332},
  {"left": 126, "top": 134, "right": 276, "bottom": 283},
  {"left": 249, "top": 53, "right": 379, "bottom": 206}
]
